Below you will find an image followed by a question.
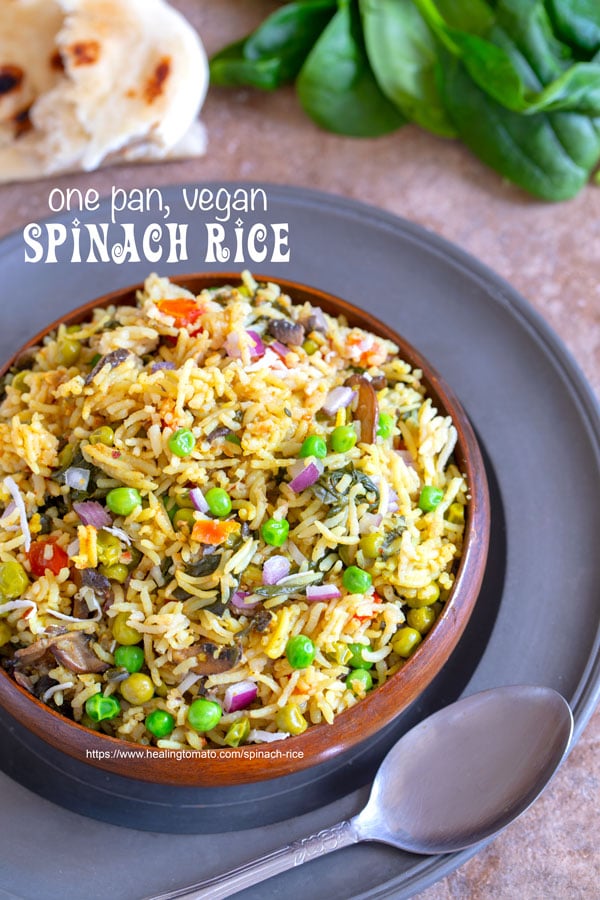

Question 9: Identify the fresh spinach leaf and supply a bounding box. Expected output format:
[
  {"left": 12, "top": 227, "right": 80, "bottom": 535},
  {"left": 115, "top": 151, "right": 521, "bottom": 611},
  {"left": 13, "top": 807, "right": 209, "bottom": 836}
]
[
  {"left": 297, "top": 0, "right": 406, "bottom": 136},
  {"left": 438, "top": 47, "right": 600, "bottom": 199},
  {"left": 546, "top": 0, "right": 600, "bottom": 56},
  {"left": 359, "top": 0, "right": 456, "bottom": 136},
  {"left": 210, "top": 39, "right": 284, "bottom": 90},
  {"left": 415, "top": 0, "right": 600, "bottom": 115},
  {"left": 210, "top": 1, "right": 336, "bottom": 90}
]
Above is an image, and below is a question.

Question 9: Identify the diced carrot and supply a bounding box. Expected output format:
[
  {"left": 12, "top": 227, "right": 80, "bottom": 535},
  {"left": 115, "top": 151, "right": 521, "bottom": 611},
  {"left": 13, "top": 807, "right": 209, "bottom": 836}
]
[
  {"left": 156, "top": 298, "right": 203, "bottom": 328},
  {"left": 191, "top": 520, "right": 240, "bottom": 546}
]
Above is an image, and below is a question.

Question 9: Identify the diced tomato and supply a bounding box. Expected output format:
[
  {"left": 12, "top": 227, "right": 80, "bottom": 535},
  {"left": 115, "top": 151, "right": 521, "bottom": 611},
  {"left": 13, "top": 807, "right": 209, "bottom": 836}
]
[
  {"left": 28, "top": 540, "right": 70, "bottom": 577},
  {"left": 157, "top": 298, "right": 203, "bottom": 328},
  {"left": 191, "top": 520, "right": 240, "bottom": 546}
]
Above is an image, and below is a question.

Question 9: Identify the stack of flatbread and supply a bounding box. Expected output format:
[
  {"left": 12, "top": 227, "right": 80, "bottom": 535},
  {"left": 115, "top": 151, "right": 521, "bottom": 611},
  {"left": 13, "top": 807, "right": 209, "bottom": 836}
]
[{"left": 0, "top": 0, "right": 209, "bottom": 183}]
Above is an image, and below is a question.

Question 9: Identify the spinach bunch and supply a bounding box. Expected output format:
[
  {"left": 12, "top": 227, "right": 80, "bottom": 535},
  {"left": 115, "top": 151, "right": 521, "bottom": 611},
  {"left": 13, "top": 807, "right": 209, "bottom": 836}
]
[{"left": 210, "top": 0, "right": 600, "bottom": 199}]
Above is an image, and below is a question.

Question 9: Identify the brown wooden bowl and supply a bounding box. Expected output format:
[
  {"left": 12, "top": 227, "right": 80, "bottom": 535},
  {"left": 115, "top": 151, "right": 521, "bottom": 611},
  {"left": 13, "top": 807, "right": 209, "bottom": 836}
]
[{"left": 0, "top": 273, "right": 490, "bottom": 786}]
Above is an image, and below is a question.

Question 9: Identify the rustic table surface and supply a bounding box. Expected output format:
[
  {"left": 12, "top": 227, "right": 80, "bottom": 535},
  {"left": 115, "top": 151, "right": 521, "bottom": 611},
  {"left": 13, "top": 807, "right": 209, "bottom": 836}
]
[{"left": 0, "top": 2, "right": 598, "bottom": 898}]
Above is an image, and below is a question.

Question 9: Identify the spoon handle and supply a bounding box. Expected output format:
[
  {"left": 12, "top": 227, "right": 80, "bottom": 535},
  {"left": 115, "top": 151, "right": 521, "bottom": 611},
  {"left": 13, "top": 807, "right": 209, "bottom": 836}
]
[{"left": 146, "top": 819, "right": 359, "bottom": 900}]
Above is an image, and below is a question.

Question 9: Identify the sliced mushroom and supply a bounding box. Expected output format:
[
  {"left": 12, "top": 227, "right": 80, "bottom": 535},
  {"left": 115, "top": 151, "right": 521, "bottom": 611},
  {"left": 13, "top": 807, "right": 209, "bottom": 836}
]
[
  {"left": 344, "top": 374, "right": 378, "bottom": 443},
  {"left": 72, "top": 568, "right": 114, "bottom": 616},
  {"left": 172, "top": 641, "right": 242, "bottom": 675},
  {"left": 300, "top": 307, "right": 327, "bottom": 334},
  {"left": 14, "top": 639, "right": 53, "bottom": 666},
  {"left": 370, "top": 374, "right": 387, "bottom": 391},
  {"left": 14, "top": 671, "right": 34, "bottom": 692},
  {"left": 50, "top": 632, "right": 109, "bottom": 674},
  {"left": 267, "top": 318, "right": 305, "bottom": 347},
  {"left": 85, "top": 348, "right": 131, "bottom": 385},
  {"left": 252, "top": 609, "right": 274, "bottom": 633}
]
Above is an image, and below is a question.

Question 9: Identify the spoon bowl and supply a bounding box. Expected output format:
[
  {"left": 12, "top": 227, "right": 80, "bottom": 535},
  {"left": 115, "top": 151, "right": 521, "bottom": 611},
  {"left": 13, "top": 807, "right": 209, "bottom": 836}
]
[{"left": 148, "top": 685, "right": 573, "bottom": 900}]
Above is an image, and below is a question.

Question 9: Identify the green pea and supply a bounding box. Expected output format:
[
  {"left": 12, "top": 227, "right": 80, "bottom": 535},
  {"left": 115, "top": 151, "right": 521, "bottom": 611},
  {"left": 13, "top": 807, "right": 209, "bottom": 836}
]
[
  {"left": 172, "top": 487, "right": 195, "bottom": 509},
  {"left": 347, "top": 642, "right": 374, "bottom": 670},
  {"left": 276, "top": 703, "right": 308, "bottom": 735},
  {"left": 121, "top": 672, "right": 154, "bottom": 704},
  {"left": 285, "top": 634, "right": 316, "bottom": 669},
  {"left": 392, "top": 627, "right": 422, "bottom": 658},
  {"left": 377, "top": 413, "right": 395, "bottom": 439},
  {"left": 112, "top": 612, "right": 141, "bottom": 646},
  {"left": 261, "top": 517, "right": 289, "bottom": 547},
  {"left": 359, "top": 532, "right": 383, "bottom": 559},
  {"left": 342, "top": 565, "right": 372, "bottom": 594},
  {"left": 114, "top": 644, "right": 144, "bottom": 673},
  {"left": 406, "top": 582, "right": 440, "bottom": 609},
  {"left": 299, "top": 435, "right": 327, "bottom": 459},
  {"left": 85, "top": 692, "right": 121, "bottom": 723},
  {"left": 57, "top": 444, "right": 75, "bottom": 469},
  {"left": 96, "top": 531, "right": 122, "bottom": 566},
  {"left": 346, "top": 668, "right": 373, "bottom": 696},
  {"left": 163, "top": 496, "right": 178, "bottom": 522},
  {"left": 419, "top": 485, "right": 444, "bottom": 512},
  {"left": 57, "top": 338, "right": 81, "bottom": 367},
  {"left": 106, "top": 487, "right": 142, "bottom": 517},
  {"left": 0, "top": 620, "right": 12, "bottom": 647},
  {"left": 205, "top": 487, "right": 232, "bottom": 518},
  {"left": 187, "top": 697, "right": 222, "bottom": 732},
  {"left": 0, "top": 561, "right": 29, "bottom": 601},
  {"left": 446, "top": 502, "right": 465, "bottom": 525},
  {"left": 302, "top": 339, "right": 319, "bottom": 356},
  {"left": 145, "top": 709, "right": 175, "bottom": 738},
  {"left": 168, "top": 428, "right": 196, "bottom": 458},
  {"left": 89, "top": 426, "right": 114, "bottom": 446},
  {"left": 406, "top": 606, "right": 437, "bottom": 634},
  {"left": 173, "top": 508, "right": 196, "bottom": 528},
  {"left": 330, "top": 425, "right": 357, "bottom": 453},
  {"left": 99, "top": 564, "right": 129, "bottom": 583},
  {"left": 224, "top": 716, "right": 250, "bottom": 747},
  {"left": 11, "top": 371, "right": 30, "bottom": 392}
]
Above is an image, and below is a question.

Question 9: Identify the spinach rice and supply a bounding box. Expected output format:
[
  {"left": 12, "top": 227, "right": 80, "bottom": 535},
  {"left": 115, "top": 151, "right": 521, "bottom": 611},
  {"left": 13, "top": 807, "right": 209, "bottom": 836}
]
[{"left": 0, "top": 271, "right": 467, "bottom": 748}]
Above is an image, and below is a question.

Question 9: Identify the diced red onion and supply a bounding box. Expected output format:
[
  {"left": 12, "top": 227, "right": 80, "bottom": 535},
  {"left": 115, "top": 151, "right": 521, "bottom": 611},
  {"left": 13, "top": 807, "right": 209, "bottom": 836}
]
[
  {"left": 189, "top": 487, "right": 208, "bottom": 513},
  {"left": 64, "top": 467, "right": 90, "bottom": 491},
  {"left": 306, "top": 584, "right": 341, "bottom": 602},
  {"left": 224, "top": 679, "right": 258, "bottom": 713},
  {"left": 386, "top": 489, "right": 399, "bottom": 515},
  {"left": 262, "top": 555, "right": 291, "bottom": 585},
  {"left": 230, "top": 590, "right": 259, "bottom": 611},
  {"left": 396, "top": 449, "right": 416, "bottom": 469},
  {"left": 0, "top": 501, "right": 16, "bottom": 521},
  {"left": 270, "top": 341, "right": 289, "bottom": 358},
  {"left": 102, "top": 525, "right": 131, "bottom": 546},
  {"left": 73, "top": 500, "right": 112, "bottom": 528},
  {"left": 151, "top": 360, "right": 176, "bottom": 373},
  {"left": 247, "top": 729, "right": 289, "bottom": 743},
  {"left": 224, "top": 332, "right": 241, "bottom": 358},
  {"left": 322, "top": 386, "right": 355, "bottom": 416},
  {"left": 3, "top": 476, "right": 31, "bottom": 551},
  {"left": 177, "top": 672, "right": 202, "bottom": 695},
  {"left": 289, "top": 460, "right": 324, "bottom": 493},
  {"left": 358, "top": 512, "right": 383, "bottom": 535},
  {"left": 246, "top": 330, "right": 265, "bottom": 358}
]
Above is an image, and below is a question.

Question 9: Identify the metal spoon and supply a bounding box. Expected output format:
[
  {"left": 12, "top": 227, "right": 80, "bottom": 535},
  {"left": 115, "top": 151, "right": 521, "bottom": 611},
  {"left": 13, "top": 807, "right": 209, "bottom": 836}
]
[{"left": 148, "top": 685, "right": 573, "bottom": 900}]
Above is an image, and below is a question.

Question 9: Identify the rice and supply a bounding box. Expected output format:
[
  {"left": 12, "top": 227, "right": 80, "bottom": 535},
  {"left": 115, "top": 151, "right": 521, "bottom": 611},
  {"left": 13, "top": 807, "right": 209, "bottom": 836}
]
[{"left": 0, "top": 271, "right": 467, "bottom": 749}]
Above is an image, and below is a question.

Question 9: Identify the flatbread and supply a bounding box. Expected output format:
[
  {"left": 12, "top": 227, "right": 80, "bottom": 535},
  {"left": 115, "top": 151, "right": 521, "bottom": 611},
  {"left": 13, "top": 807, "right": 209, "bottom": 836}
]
[{"left": 0, "top": 0, "right": 208, "bottom": 183}]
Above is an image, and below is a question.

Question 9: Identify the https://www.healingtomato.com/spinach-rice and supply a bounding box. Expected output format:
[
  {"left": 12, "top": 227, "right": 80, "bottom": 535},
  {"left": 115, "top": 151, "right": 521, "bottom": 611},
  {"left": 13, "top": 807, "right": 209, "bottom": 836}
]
[{"left": 0, "top": 271, "right": 467, "bottom": 750}]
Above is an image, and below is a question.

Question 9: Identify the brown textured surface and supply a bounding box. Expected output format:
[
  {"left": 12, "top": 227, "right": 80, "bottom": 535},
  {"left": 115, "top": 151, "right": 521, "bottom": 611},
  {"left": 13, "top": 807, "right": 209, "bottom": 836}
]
[{"left": 0, "top": 0, "right": 598, "bottom": 895}]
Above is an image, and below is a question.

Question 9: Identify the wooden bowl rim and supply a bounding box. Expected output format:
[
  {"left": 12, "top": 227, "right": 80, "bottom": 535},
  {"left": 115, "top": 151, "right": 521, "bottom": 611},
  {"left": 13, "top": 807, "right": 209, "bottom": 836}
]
[{"left": 0, "top": 272, "right": 490, "bottom": 786}]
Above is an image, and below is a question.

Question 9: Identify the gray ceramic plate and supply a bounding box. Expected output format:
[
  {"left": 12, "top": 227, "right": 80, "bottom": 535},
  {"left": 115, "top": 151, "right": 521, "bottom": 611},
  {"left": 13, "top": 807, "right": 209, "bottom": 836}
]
[{"left": 0, "top": 184, "right": 599, "bottom": 900}]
